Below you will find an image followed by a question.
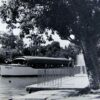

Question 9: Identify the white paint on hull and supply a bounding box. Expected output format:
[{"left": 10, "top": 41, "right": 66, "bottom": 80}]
[{"left": 0, "top": 64, "right": 78, "bottom": 76}]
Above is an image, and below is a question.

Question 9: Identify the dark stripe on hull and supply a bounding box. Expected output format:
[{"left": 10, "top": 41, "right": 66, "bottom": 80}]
[{"left": 1, "top": 75, "right": 40, "bottom": 77}]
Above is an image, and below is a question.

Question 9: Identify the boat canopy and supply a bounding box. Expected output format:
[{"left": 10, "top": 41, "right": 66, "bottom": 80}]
[
  {"left": 23, "top": 56, "right": 71, "bottom": 64},
  {"left": 13, "top": 56, "right": 71, "bottom": 64},
  {"left": 13, "top": 56, "right": 73, "bottom": 68}
]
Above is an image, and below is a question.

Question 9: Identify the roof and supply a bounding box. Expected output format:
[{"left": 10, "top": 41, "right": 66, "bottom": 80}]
[
  {"left": 14, "top": 56, "right": 71, "bottom": 65},
  {"left": 23, "top": 56, "right": 69, "bottom": 60}
]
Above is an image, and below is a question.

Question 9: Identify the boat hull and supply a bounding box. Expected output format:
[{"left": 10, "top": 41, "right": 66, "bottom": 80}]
[
  {"left": 0, "top": 64, "right": 76, "bottom": 77},
  {"left": 0, "top": 64, "right": 86, "bottom": 77}
]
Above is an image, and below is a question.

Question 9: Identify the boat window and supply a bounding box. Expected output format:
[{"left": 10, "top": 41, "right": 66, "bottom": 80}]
[
  {"left": 24, "top": 57, "right": 74, "bottom": 68},
  {"left": 28, "top": 63, "right": 73, "bottom": 68},
  {"left": 68, "top": 61, "right": 73, "bottom": 67},
  {"left": 12, "top": 59, "right": 26, "bottom": 65}
]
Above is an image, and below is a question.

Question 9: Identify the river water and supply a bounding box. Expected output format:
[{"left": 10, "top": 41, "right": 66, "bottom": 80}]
[
  {"left": 0, "top": 76, "right": 96, "bottom": 100},
  {"left": 0, "top": 76, "right": 40, "bottom": 100},
  {"left": 0, "top": 75, "right": 61, "bottom": 100}
]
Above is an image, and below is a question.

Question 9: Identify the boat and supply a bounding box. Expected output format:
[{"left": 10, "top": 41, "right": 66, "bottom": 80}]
[
  {"left": 0, "top": 56, "right": 74, "bottom": 77},
  {"left": 0, "top": 52, "right": 87, "bottom": 77}
]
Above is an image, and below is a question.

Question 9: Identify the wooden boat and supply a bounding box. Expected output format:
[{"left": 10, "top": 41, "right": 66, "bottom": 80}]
[{"left": 0, "top": 56, "right": 73, "bottom": 77}]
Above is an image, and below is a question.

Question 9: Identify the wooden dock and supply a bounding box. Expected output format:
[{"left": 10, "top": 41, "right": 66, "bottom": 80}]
[
  {"left": 26, "top": 74, "right": 89, "bottom": 93},
  {"left": 10, "top": 74, "right": 89, "bottom": 100}
]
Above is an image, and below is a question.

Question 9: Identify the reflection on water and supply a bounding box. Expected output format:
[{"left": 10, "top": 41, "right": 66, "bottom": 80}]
[
  {"left": 0, "top": 75, "right": 62, "bottom": 100},
  {"left": 0, "top": 76, "right": 39, "bottom": 100}
]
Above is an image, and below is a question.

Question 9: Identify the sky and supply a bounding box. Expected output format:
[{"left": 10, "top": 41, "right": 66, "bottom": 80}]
[{"left": 0, "top": 0, "right": 70, "bottom": 48}]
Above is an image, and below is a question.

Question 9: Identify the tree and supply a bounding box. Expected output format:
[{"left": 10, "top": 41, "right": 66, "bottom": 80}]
[
  {"left": 0, "top": 53, "right": 6, "bottom": 63},
  {"left": 23, "top": 47, "right": 31, "bottom": 56},
  {"left": 16, "top": 37, "right": 25, "bottom": 54},
  {"left": 37, "top": 46, "right": 47, "bottom": 56},
  {"left": 45, "top": 41, "right": 61, "bottom": 57},
  {"left": 1, "top": 0, "right": 100, "bottom": 89},
  {"left": 67, "top": 43, "right": 80, "bottom": 60},
  {"left": 27, "top": 33, "right": 45, "bottom": 56},
  {"left": 0, "top": 32, "right": 17, "bottom": 49},
  {"left": 0, "top": 32, "right": 25, "bottom": 59}
]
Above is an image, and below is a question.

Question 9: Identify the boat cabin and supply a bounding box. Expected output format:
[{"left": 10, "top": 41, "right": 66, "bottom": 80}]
[{"left": 12, "top": 56, "right": 74, "bottom": 68}]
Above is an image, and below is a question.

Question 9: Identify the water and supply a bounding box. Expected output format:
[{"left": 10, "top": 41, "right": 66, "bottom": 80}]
[
  {"left": 0, "top": 76, "right": 93, "bottom": 100},
  {"left": 0, "top": 76, "right": 39, "bottom": 100},
  {"left": 0, "top": 75, "right": 62, "bottom": 100}
]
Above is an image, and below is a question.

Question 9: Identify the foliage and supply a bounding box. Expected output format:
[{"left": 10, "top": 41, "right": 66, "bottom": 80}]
[
  {"left": 27, "top": 33, "right": 45, "bottom": 46},
  {"left": 45, "top": 41, "right": 61, "bottom": 57},
  {"left": 1, "top": 0, "right": 100, "bottom": 41},
  {"left": 0, "top": 33, "right": 17, "bottom": 49},
  {"left": 16, "top": 37, "right": 25, "bottom": 53},
  {"left": 38, "top": 46, "right": 47, "bottom": 56},
  {"left": 67, "top": 43, "right": 81, "bottom": 59},
  {"left": 1, "top": 0, "right": 100, "bottom": 88},
  {"left": 0, "top": 53, "right": 6, "bottom": 63},
  {"left": 11, "top": 50, "right": 23, "bottom": 59},
  {"left": 97, "top": 39, "right": 100, "bottom": 57},
  {"left": 23, "top": 47, "right": 31, "bottom": 55},
  {"left": 0, "top": 32, "right": 25, "bottom": 60},
  {"left": 22, "top": 41, "right": 69, "bottom": 58}
]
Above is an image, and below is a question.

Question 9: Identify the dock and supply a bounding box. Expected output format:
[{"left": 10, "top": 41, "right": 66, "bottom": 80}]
[
  {"left": 10, "top": 74, "right": 89, "bottom": 100},
  {"left": 25, "top": 52, "right": 89, "bottom": 93},
  {"left": 26, "top": 74, "right": 89, "bottom": 93}
]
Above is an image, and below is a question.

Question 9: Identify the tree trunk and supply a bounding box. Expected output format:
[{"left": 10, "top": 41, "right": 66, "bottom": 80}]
[{"left": 81, "top": 37, "right": 100, "bottom": 89}]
